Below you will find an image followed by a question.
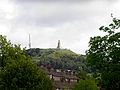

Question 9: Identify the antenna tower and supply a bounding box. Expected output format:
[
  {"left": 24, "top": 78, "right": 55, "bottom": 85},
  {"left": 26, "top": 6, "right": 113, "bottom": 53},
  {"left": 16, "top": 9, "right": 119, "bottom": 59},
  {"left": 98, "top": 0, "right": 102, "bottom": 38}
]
[{"left": 29, "top": 34, "right": 31, "bottom": 49}]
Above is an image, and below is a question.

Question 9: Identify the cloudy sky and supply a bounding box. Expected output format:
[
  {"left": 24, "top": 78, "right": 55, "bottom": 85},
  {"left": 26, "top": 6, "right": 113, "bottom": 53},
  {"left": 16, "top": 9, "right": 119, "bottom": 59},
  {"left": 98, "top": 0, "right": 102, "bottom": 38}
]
[{"left": 0, "top": 0, "right": 120, "bottom": 54}]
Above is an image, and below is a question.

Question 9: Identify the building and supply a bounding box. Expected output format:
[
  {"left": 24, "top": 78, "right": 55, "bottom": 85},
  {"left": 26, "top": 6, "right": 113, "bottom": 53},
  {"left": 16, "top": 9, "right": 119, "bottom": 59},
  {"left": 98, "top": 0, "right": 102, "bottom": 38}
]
[{"left": 40, "top": 65, "right": 79, "bottom": 90}]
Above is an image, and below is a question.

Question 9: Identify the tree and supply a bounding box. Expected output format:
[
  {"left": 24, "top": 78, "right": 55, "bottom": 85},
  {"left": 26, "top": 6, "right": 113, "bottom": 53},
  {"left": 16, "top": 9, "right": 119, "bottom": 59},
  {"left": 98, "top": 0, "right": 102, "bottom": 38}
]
[
  {"left": 0, "top": 60, "right": 53, "bottom": 90},
  {"left": 73, "top": 75, "right": 98, "bottom": 90},
  {"left": 86, "top": 17, "right": 120, "bottom": 90},
  {"left": 0, "top": 35, "right": 28, "bottom": 69},
  {"left": 0, "top": 35, "right": 53, "bottom": 90}
]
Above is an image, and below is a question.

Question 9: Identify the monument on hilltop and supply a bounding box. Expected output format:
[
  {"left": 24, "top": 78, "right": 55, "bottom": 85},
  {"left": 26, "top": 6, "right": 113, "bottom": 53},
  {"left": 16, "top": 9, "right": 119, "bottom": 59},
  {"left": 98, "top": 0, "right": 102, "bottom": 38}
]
[{"left": 57, "top": 40, "right": 61, "bottom": 49}]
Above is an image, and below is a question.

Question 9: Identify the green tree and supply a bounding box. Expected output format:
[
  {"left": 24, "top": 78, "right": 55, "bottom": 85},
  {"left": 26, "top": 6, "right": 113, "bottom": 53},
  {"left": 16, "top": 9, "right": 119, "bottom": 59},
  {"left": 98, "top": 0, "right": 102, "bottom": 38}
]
[
  {"left": 86, "top": 17, "right": 120, "bottom": 90},
  {"left": 0, "top": 60, "right": 53, "bottom": 90},
  {"left": 0, "top": 35, "right": 28, "bottom": 69},
  {"left": 73, "top": 75, "right": 98, "bottom": 90},
  {"left": 0, "top": 35, "right": 53, "bottom": 90}
]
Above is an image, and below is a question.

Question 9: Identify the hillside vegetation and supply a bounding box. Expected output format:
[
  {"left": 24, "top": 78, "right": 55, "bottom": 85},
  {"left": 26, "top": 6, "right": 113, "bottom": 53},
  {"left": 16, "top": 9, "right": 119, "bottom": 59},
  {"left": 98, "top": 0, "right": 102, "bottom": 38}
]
[{"left": 26, "top": 48, "right": 87, "bottom": 71}]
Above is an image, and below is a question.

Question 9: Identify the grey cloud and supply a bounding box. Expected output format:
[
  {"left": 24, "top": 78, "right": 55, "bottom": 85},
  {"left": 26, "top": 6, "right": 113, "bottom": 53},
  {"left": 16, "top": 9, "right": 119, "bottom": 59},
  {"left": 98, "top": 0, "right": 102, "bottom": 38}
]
[
  {"left": 13, "top": 14, "right": 83, "bottom": 27},
  {"left": 7, "top": 0, "right": 120, "bottom": 54},
  {"left": 15, "top": 0, "right": 92, "bottom": 3},
  {"left": 12, "top": 1, "right": 108, "bottom": 28},
  {"left": 15, "top": 0, "right": 117, "bottom": 3}
]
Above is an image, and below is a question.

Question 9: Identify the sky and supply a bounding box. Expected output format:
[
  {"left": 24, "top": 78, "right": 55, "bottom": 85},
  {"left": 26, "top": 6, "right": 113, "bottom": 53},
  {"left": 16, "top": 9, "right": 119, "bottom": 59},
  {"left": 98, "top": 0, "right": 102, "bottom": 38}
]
[{"left": 0, "top": 0, "right": 120, "bottom": 54}]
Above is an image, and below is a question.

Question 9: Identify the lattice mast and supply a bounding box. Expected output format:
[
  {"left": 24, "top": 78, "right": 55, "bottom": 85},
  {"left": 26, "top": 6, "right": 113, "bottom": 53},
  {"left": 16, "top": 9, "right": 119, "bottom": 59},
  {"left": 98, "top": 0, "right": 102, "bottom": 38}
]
[{"left": 29, "top": 34, "right": 31, "bottom": 49}]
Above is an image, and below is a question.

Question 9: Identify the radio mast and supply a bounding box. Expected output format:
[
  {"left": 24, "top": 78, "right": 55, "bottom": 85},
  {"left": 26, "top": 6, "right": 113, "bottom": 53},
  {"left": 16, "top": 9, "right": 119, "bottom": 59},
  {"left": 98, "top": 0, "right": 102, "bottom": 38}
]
[{"left": 29, "top": 34, "right": 31, "bottom": 49}]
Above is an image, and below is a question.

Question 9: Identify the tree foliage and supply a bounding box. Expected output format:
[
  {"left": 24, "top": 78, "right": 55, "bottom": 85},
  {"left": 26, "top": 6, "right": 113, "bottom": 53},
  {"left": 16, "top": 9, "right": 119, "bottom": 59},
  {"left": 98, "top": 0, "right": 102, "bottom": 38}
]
[
  {"left": 0, "top": 60, "right": 53, "bottom": 90},
  {"left": 0, "top": 35, "right": 27, "bottom": 69},
  {"left": 73, "top": 75, "right": 98, "bottom": 90},
  {"left": 86, "top": 17, "right": 120, "bottom": 89},
  {"left": 0, "top": 35, "right": 53, "bottom": 90}
]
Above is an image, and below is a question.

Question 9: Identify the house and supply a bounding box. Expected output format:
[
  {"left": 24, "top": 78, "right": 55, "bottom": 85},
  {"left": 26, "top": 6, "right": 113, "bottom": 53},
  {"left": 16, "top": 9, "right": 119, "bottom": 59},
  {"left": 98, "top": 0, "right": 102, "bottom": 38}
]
[{"left": 40, "top": 65, "right": 79, "bottom": 90}]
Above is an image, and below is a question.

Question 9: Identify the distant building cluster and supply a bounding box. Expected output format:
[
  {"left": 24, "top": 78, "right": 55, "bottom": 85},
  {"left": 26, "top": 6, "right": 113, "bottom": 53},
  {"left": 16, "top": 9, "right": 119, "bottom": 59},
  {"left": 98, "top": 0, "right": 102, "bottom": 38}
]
[{"left": 40, "top": 65, "right": 79, "bottom": 90}]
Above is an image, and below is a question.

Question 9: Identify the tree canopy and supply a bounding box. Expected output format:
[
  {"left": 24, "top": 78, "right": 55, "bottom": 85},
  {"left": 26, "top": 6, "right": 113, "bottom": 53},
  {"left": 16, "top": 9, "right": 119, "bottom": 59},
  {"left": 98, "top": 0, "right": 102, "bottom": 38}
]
[
  {"left": 0, "top": 35, "right": 28, "bottom": 69},
  {"left": 73, "top": 74, "right": 98, "bottom": 90},
  {"left": 0, "top": 35, "right": 53, "bottom": 90},
  {"left": 86, "top": 17, "right": 120, "bottom": 90},
  {"left": 0, "top": 60, "right": 53, "bottom": 90}
]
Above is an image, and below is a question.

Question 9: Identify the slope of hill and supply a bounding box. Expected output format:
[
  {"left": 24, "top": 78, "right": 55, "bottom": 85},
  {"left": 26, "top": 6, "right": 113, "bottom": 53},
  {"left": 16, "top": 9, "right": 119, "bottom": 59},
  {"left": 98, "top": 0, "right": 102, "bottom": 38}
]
[{"left": 26, "top": 48, "right": 87, "bottom": 71}]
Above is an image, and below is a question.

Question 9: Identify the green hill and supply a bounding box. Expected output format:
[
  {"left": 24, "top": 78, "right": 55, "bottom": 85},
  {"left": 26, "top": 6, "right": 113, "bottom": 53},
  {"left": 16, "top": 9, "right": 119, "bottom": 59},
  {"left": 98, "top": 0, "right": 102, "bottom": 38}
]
[{"left": 26, "top": 48, "right": 87, "bottom": 71}]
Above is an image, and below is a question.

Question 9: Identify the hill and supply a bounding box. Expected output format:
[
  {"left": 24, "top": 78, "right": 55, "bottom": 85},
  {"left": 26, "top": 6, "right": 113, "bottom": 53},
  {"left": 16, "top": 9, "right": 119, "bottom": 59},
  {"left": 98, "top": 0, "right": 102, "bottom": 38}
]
[{"left": 26, "top": 48, "right": 87, "bottom": 71}]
